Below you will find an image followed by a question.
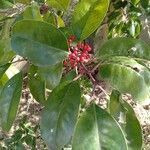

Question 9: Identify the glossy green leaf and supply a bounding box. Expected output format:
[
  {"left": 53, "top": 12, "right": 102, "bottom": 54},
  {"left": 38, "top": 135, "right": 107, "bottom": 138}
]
[
  {"left": 28, "top": 65, "right": 46, "bottom": 105},
  {"left": 57, "top": 16, "right": 65, "bottom": 28},
  {"left": 109, "top": 90, "right": 125, "bottom": 119},
  {"left": 128, "top": 20, "right": 141, "bottom": 38},
  {"left": 0, "top": 39, "right": 14, "bottom": 66},
  {"left": 47, "top": 0, "right": 71, "bottom": 11},
  {"left": 0, "top": 74, "right": 9, "bottom": 86},
  {"left": 38, "top": 63, "right": 63, "bottom": 89},
  {"left": 109, "top": 90, "right": 142, "bottom": 150},
  {"left": 72, "top": 104, "right": 128, "bottom": 150},
  {"left": 0, "top": 72, "right": 23, "bottom": 131},
  {"left": 0, "top": 74, "right": 9, "bottom": 94},
  {"left": 0, "top": 63, "right": 10, "bottom": 78},
  {"left": 99, "top": 62, "right": 150, "bottom": 101},
  {"left": 123, "top": 101, "right": 142, "bottom": 150},
  {"left": 40, "top": 81, "right": 81, "bottom": 150},
  {"left": 0, "top": 20, "right": 15, "bottom": 65},
  {"left": 97, "top": 37, "right": 150, "bottom": 61},
  {"left": 72, "top": 0, "right": 109, "bottom": 40},
  {"left": 101, "top": 56, "right": 150, "bottom": 100},
  {"left": 43, "top": 12, "right": 56, "bottom": 25},
  {"left": 60, "top": 70, "right": 76, "bottom": 84},
  {"left": 131, "top": 0, "right": 140, "bottom": 5},
  {"left": 0, "top": 0, "right": 13, "bottom": 8},
  {"left": 11, "top": 20, "right": 68, "bottom": 66},
  {"left": 17, "top": 3, "right": 42, "bottom": 21},
  {"left": 41, "top": 12, "right": 65, "bottom": 28}
]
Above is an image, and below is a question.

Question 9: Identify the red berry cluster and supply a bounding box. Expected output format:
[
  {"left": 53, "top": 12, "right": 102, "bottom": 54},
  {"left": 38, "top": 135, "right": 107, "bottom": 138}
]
[{"left": 64, "top": 35, "right": 92, "bottom": 68}]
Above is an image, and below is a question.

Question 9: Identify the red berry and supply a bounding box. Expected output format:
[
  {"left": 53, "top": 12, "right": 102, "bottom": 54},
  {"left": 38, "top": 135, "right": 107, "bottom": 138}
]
[
  {"left": 86, "top": 54, "right": 90, "bottom": 59},
  {"left": 84, "top": 44, "right": 91, "bottom": 52},
  {"left": 72, "top": 53, "right": 77, "bottom": 59},
  {"left": 76, "top": 57, "right": 80, "bottom": 62},
  {"left": 80, "top": 56, "right": 85, "bottom": 62},
  {"left": 73, "top": 50, "right": 78, "bottom": 55},
  {"left": 81, "top": 52, "right": 87, "bottom": 57}
]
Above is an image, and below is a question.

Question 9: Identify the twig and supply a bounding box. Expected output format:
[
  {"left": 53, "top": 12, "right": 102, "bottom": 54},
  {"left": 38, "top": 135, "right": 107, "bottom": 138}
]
[
  {"left": 91, "top": 62, "right": 101, "bottom": 73},
  {"left": 80, "top": 62, "right": 95, "bottom": 83},
  {"left": 11, "top": 58, "right": 27, "bottom": 64},
  {"left": 97, "top": 85, "right": 109, "bottom": 98},
  {"left": 73, "top": 74, "right": 82, "bottom": 81},
  {"left": 80, "top": 62, "right": 109, "bottom": 98}
]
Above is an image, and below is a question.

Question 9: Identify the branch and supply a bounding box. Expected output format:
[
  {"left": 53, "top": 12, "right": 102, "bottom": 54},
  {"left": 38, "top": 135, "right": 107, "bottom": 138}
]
[
  {"left": 11, "top": 58, "right": 27, "bottom": 64},
  {"left": 73, "top": 74, "right": 82, "bottom": 81},
  {"left": 80, "top": 62, "right": 109, "bottom": 98},
  {"left": 80, "top": 62, "right": 95, "bottom": 83}
]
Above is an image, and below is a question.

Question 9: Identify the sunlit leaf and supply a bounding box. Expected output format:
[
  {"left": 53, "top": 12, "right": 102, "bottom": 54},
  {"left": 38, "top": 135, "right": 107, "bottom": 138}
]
[
  {"left": 28, "top": 65, "right": 46, "bottom": 105},
  {"left": 97, "top": 37, "right": 150, "bottom": 61},
  {"left": 40, "top": 81, "right": 81, "bottom": 150},
  {"left": 47, "top": 0, "right": 71, "bottom": 11},
  {"left": 109, "top": 90, "right": 143, "bottom": 150},
  {"left": 72, "top": 104, "right": 128, "bottom": 150},
  {"left": 11, "top": 20, "right": 68, "bottom": 66},
  {"left": 72, "top": 0, "right": 109, "bottom": 40},
  {"left": 99, "top": 62, "right": 150, "bottom": 101},
  {"left": 38, "top": 63, "right": 63, "bottom": 89},
  {"left": 0, "top": 72, "right": 23, "bottom": 131}
]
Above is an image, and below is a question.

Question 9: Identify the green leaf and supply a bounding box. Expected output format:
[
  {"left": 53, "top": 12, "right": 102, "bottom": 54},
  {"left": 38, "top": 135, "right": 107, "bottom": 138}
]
[
  {"left": 131, "top": 0, "right": 140, "bottom": 5},
  {"left": 0, "top": 72, "right": 23, "bottom": 131},
  {"left": 128, "top": 20, "right": 141, "bottom": 38},
  {"left": 0, "top": 38, "right": 14, "bottom": 66},
  {"left": 28, "top": 65, "right": 46, "bottom": 105},
  {"left": 123, "top": 101, "right": 143, "bottom": 150},
  {"left": 47, "top": 0, "right": 71, "bottom": 11},
  {"left": 0, "top": 39, "right": 14, "bottom": 65},
  {"left": 96, "top": 37, "right": 150, "bottom": 61},
  {"left": 72, "top": 0, "right": 109, "bottom": 40},
  {"left": 72, "top": 104, "right": 128, "bottom": 150},
  {"left": 140, "top": 0, "right": 149, "bottom": 8},
  {"left": 11, "top": 20, "right": 68, "bottom": 66},
  {"left": 0, "top": 63, "right": 10, "bottom": 78},
  {"left": 109, "top": 90, "right": 125, "bottom": 119},
  {"left": 40, "top": 81, "right": 81, "bottom": 150},
  {"left": 98, "top": 62, "right": 150, "bottom": 101},
  {"left": 43, "top": 12, "right": 65, "bottom": 28},
  {"left": 17, "top": 3, "right": 43, "bottom": 21},
  {"left": 0, "top": 74, "right": 9, "bottom": 94},
  {"left": 0, "top": 20, "right": 15, "bottom": 65},
  {"left": 57, "top": 16, "right": 65, "bottom": 28},
  {"left": 0, "top": 0, "right": 13, "bottom": 8},
  {"left": 60, "top": 70, "right": 76, "bottom": 84},
  {"left": 38, "top": 63, "right": 63, "bottom": 89},
  {"left": 109, "top": 90, "right": 143, "bottom": 150},
  {"left": 43, "top": 12, "right": 56, "bottom": 25},
  {"left": 100, "top": 56, "right": 150, "bottom": 100}
]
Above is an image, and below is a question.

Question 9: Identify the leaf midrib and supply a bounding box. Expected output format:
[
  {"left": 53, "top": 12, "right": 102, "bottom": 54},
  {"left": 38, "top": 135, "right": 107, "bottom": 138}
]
[{"left": 93, "top": 105, "right": 101, "bottom": 149}]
